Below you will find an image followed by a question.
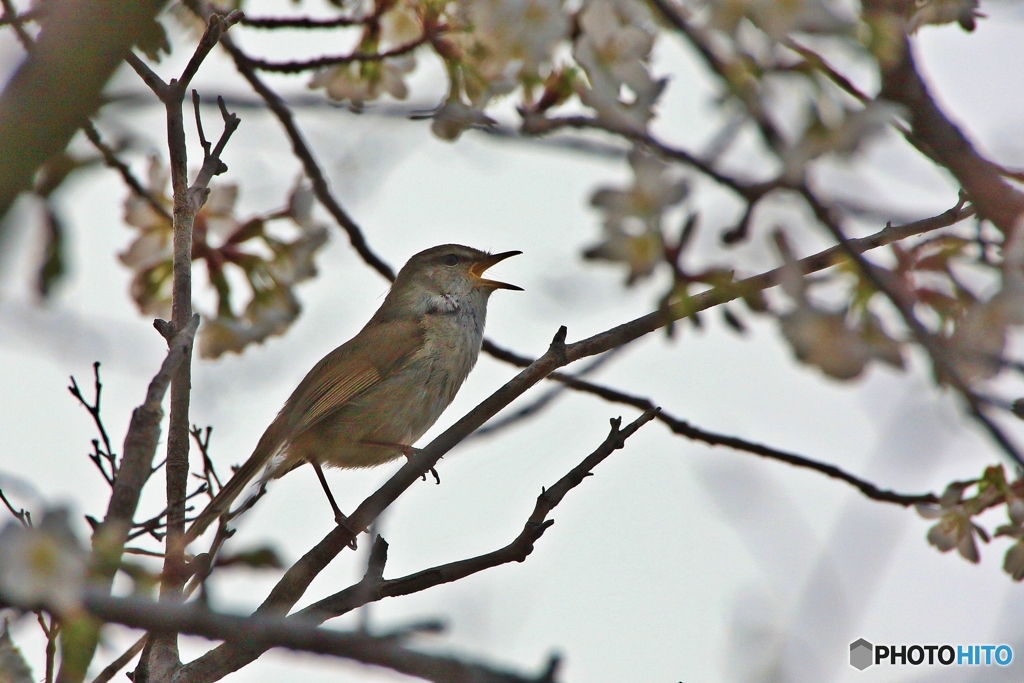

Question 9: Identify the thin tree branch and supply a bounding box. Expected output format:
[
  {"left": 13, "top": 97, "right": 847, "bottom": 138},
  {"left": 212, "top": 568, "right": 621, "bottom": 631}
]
[
  {"left": 523, "top": 114, "right": 776, "bottom": 203},
  {"left": 88, "top": 637, "right": 146, "bottom": 683},
  {"left": 211, "top": 25, "right": 396, "bottom": 279},
  {"left": 81, "top": 121, "right": 171, "bottom": 222},
  {"left": 240, "top": 13, "right": 374, "bottom": 29},
  {"left": 52, "top": 593, "right": 559, "bottom": 683},
  {"left": 56, "top": 315, "right": 199, "bottom": 683},
  {"left": 178, "top": 412, "right": 657, "bottom": 680},
  {"left": 246, "top": 36, "right": 430, "bottom": 74},
  {"left": 0, "top": 0, "right": 167, "bottom": 230},
  {"left": 798, "top": 188, "right": 1024, "bottom": 467},
  {"left": 0, "top": 488, "right": 31, "bottom": 527}
]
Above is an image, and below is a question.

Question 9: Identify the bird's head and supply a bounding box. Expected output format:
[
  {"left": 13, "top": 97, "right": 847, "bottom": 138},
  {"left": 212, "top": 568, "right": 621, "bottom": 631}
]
[{"left": 383, "top": 244, "right": 522, "bottom": 316}]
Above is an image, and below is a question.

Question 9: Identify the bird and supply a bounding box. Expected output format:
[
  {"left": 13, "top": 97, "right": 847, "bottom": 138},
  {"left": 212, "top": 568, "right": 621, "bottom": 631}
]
[{"left": 185, "top": 244, "right": 521, "bottom": 543}]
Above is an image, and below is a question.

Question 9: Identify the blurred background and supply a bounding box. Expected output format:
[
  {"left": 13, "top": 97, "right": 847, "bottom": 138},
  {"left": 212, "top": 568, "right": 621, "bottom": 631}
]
[{"left": 2, "top": 0, "right": 1024, "bottom": 681}]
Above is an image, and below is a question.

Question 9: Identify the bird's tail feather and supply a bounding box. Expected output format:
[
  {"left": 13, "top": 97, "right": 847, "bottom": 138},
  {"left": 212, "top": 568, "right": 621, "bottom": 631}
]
[{"left": 184, "top": 423, "right": 284, "bottom": 544}]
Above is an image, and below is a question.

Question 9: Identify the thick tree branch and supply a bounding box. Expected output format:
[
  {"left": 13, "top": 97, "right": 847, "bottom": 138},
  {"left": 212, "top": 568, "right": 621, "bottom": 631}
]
[
  {"left": 180, "top": 412, "right": 656, "bottom": 679},
  {"left": 55, "top": 315, "right": 200, "bottom": 683},
  {"left": 58, "top": 593, "right": 559, "bottom": 683},
  {"left": 860, "top": 7, "right": 1024, "bottom": 234},
  {"left": 0, "top": 0, "right": 168, "bottom": 235}
]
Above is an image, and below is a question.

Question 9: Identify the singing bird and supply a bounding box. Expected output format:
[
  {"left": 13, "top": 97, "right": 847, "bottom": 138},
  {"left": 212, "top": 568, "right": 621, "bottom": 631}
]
[{"left": 185, "top": 244, "right": 521, "bottom": 542}]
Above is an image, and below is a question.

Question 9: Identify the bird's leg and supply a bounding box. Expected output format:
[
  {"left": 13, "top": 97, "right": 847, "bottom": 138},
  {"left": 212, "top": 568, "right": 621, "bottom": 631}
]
[
  {"left": 360, "top": 440, "right": 440, "bottom": 485},
  {"left": 309, "top": 460, "right": 358, "bottom": 550}
]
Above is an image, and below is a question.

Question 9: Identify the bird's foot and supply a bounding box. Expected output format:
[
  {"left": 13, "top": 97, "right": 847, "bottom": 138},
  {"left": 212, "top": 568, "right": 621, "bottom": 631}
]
[
  {"left": 360, "top": 441, "right": 440, "bottom": 485},
  {"left": 400, "top": 448, "right": 440, "bottom": 484},
  {"left": 333, "top": 511, "right": 359, "bottom": 550}
]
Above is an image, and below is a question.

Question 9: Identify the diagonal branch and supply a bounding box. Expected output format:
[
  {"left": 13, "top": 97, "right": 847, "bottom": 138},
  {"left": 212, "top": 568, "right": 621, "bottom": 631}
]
[
  {"left": 245, "top": 36, "right": 431, "bottom": 74},
  {"left": 183, "top": 195, "right": 970, "bottom": 650},
  {"left": 179, "top": 411, "right": 658, "bottom": 680},
  {"left": 42, "top": 592, "right": 560, "bottom": 683},
  {"left": 860, "top": 5, "right": 1024, "bottom": 235},
  {"left": 217, "top": 39, "right": 395, "bottom": 276},
  {"left": 0, "top": 0, "right": 168, "bottom": 231},
  {"left": 798, "top": 188, "right": 1024, "bottom": 467}
]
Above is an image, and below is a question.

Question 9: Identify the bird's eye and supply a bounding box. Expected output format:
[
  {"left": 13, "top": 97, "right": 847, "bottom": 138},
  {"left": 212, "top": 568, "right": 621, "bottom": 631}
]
[{"left": 441, "top": 254, "right": 459, "bottom": 266}]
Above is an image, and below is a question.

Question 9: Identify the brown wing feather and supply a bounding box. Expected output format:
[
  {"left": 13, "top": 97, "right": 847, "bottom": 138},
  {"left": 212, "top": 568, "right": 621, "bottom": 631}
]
[
  {"left": 184, "top": 318, "right": 424, "bottom": 544},
  {"left": 284, "top": 318, "right": 425, "bottom": 434}
]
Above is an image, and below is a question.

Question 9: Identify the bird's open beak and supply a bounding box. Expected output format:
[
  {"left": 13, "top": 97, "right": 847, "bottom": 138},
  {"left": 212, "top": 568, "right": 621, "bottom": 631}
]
[{"left": 469, "top": 250, "right": 523, "bottom": 291}]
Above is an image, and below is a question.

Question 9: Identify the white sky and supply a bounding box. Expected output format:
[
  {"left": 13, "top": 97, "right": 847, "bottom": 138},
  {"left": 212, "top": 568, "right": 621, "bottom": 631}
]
[{"left": 3, "top": 1, "right": 1024, "bottom": 682}]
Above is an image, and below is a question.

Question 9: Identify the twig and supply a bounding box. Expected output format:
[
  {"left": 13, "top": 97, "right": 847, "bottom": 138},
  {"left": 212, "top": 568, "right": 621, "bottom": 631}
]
[
  {"left": 178, "top": 412, "right": 657, "bottom": 679},
  {"left": 69, "top": 362, "right": 118, "bottom": 486},
  {"left": 87, "top": 636, "right": 145, "bottom": 683},
  {"left": 0, "top": 488, "right": 31, "bottom": 528},
  {"left": 80, "top": 121, "right": 171, "bottom": 221},
  {"left": 65, "top": 592, "right": 559, "bottom": 683},
  {"left": 246, "top": 36, "right": 430, "bottom": 74},
  {"left": 212, "top": 27, "right": 396, "bottom": 279},
  {"left": 190, "top": 425, "right": 223, "bottom": 495},
  {"left": 125, "top": 484, "right": 209, "bottom": 541},
  {"left": 0, "top": 0, "right": 33, "bottom": 50}
]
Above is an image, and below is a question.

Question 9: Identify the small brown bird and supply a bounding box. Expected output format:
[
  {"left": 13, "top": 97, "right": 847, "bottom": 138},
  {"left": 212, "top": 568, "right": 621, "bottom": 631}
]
[{"left": 186, "top": 244, "right": 521, "bottom": 542}]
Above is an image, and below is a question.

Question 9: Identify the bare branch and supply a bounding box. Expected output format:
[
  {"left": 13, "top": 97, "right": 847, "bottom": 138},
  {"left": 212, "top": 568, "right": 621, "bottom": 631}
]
[
  {"left": 0, "top": 488, "right": 31, "bottom": 527},
  {"left": 88, "top": 637, "right": 145, "bottom": 683},
  {"left": 175, "top": 412, "right": 657, "bottom": 680},
  {"left": 212, "top": 27, "right": 396, "bottom": 279},
  {"left": 81, "top": 121, "right": 171, "bottom": 222},
  {"left": 799, "top": 188, "right": 1024, "bottom": 467},
  {"left": 63, "top": 593, "right": 559, "bottom": 683},
  {"left": 246, "top": 36, "right": 431, "bottom": 74},
  {"left": 240, "top": 13, "right": 375, "bottom": 29},
  {"left": 68, "top": 362, "right": 117, "bottom": 486}
]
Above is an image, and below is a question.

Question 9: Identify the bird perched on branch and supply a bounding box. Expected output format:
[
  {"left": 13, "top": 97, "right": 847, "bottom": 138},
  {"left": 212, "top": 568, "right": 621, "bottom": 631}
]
[{"left": 185, "top": 244, "right": 521, "bottom": 542}]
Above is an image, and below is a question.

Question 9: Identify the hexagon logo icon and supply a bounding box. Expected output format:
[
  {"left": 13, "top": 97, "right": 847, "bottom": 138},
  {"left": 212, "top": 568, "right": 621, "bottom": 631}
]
[{"left": 850, "top": 638, "right": 873, "bottom": 670}]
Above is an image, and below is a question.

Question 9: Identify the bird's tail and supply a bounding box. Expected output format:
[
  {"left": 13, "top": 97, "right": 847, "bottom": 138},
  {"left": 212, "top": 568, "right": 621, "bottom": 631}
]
[{"left": 184, "top": 422, "right": 284, "bottom": 544}]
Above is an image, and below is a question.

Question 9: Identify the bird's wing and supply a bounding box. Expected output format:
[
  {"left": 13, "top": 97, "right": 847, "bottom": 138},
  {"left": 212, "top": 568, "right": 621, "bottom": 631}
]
[{"left": 285, "top": 318, "right": 425, "bottom": 433}]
